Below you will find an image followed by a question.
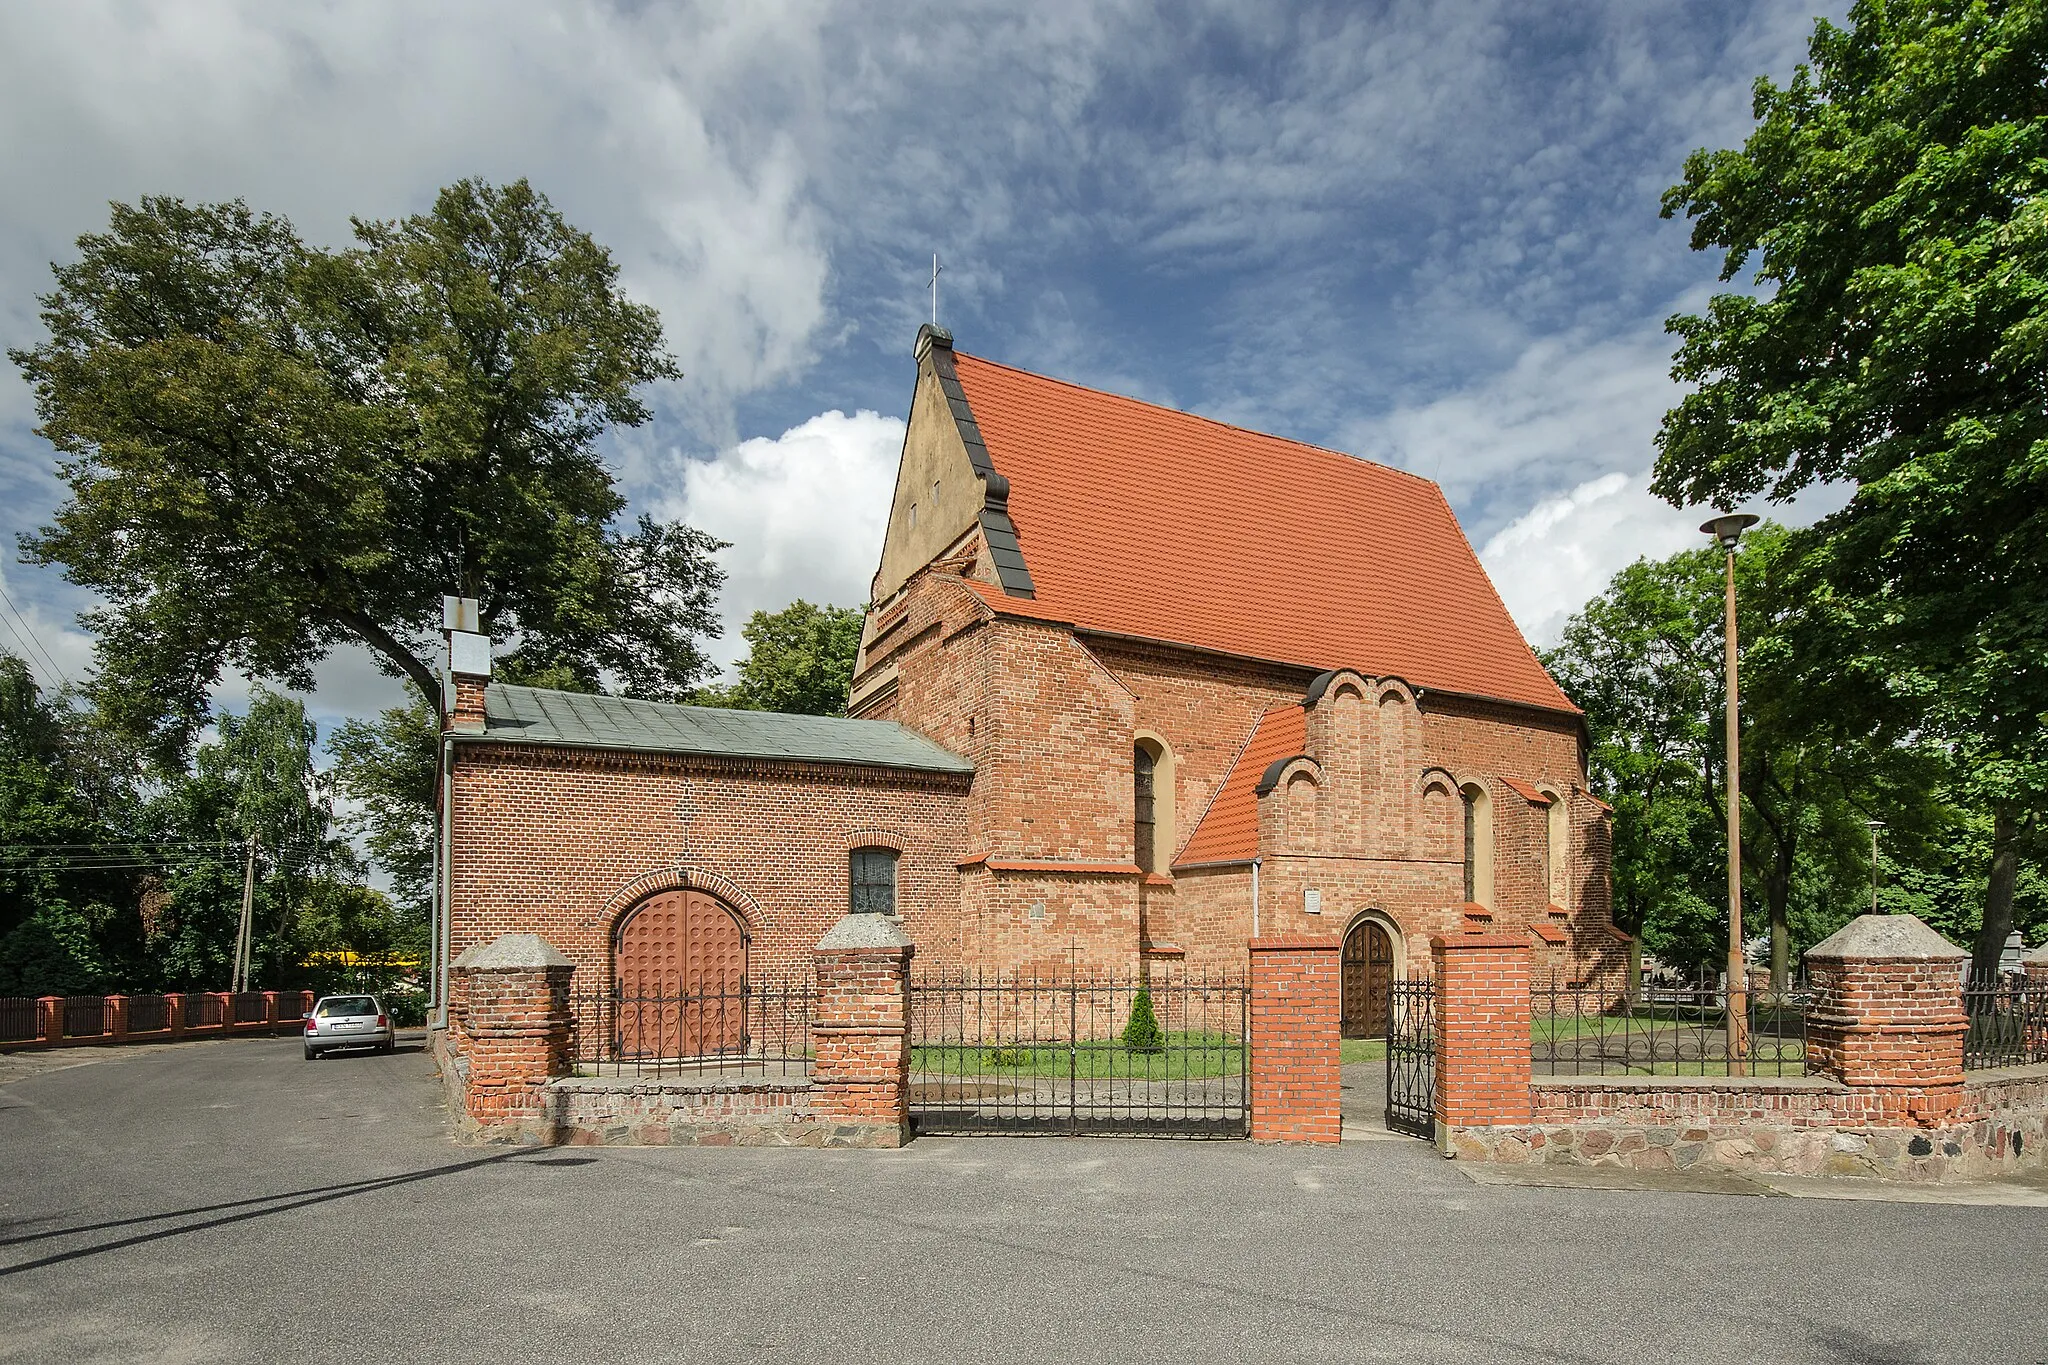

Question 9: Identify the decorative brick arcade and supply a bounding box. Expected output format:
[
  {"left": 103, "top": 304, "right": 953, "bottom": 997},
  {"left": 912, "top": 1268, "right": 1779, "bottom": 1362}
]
[{"left": 1248, "top": 937, "right": 1341, "bottom": 1142}]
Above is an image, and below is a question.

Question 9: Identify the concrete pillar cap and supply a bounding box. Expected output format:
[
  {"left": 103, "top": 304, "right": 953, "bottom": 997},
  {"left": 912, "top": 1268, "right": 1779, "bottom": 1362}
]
[
  {"left": 1804, "top": 913, "right": 1965, "bottom": 962},
  {"left": 456, "top": 932, "right": 572, "bottom": 970},
  {"left": 817, "top": 912, "right": 913, "bottom": 951},
  {"left": 2022, "top": 940, "right": 2048, "bottom": 965}
]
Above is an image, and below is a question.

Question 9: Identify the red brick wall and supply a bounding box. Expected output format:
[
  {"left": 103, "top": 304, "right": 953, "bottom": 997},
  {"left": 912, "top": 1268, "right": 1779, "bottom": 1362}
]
[
  {"left": 812, "top": 943, "right": 913, "bottom": 1142},
  {"left": 448, "top": 745, "right": 971, "bottom": 984},
  {"left": 1432, "top": 933, "right": 1533, "bottom": 1132},
  {"left": 1248, "top": 937, "right": 1341, "bottom": 1142},
  {"left": 1806, "top": 954, "right": 1970, "bottom": 1124},
  {"left": 461, "top": 964, "right": 572, "bottom": 1140}
]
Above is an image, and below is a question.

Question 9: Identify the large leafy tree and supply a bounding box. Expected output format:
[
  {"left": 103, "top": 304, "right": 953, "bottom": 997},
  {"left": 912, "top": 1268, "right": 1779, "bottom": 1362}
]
[
  {"left": 1656, "top": 0, "right": 2048, "bottom": 977},
  {"left": 11, "top": 179, "right": 724, "bottom": 758},
  {"left": 327, "top": 699, "right": 439, "bottom": 920},
  {"left": 696, "top": 600, "right": 864, "bottom": 716}
]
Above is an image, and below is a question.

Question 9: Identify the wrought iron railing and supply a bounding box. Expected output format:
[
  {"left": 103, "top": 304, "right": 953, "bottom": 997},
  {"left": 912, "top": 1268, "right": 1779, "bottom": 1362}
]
[
  {"left": 906, "top": 969, "right": 1249, "bottom": 1137},
  {"left": 1962, "top": 972, "right": 2048, "bottom": 1070},
  {"left": 63, "top": 996, "right": 107, "bottom": 1038},
  {"left": 569, "top": 979, "right": 814, "bottom": 1079},
  {"left": 0, "top": 997, "right": 37, "bottom": 1043},
  {"left": 1532, "top": 974, "right": 1810, "bottom": 1078},
  {"left": 127, "top": 994, "right": 170, "bottom": 1033},
  {"left": 231, "top": 991, "right": 270, "bottom": 1024}
]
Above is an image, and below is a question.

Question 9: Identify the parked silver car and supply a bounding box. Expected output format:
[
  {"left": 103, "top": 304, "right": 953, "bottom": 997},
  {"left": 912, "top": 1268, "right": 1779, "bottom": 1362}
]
[{"left": 303, "top": 995, "right": 395, "bottom": 1059}]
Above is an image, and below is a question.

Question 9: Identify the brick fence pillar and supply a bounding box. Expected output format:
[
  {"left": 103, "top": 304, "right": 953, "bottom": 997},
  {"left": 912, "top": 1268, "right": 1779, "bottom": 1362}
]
[
  {"left": 1248, "top": 937, "right": 1341, "bottom": 1142},
  {"left": 456, "top": 933, "right": 574, "bottom": 1144},
  {"left": 37, "top": 996, "right": 61, "bottom": 1045},
  {"left": 811, "top": 913, "right": 914, "bottom": 1147},
  {"left": 262, "top": 990, "right": 280, "bottom": 1033},
  {"left": 1805, "top": 914, "right": 1969, "bottom": 1126},
  {"left": 166, "top": 993, "right": 186, "bottom": 1038},
  {"left": 1432, "top": 933, "right": 1533, "bottom": 1152}
]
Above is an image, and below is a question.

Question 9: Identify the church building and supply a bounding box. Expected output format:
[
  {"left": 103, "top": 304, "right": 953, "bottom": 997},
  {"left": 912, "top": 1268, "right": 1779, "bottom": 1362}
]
[{"left": 437, "top": 326, "right": 1621, "bottom": 1039}]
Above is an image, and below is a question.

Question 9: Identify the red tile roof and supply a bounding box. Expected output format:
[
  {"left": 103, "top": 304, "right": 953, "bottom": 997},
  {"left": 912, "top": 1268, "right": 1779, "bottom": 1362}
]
[
  {"left": 1175, "top": 706, "right": 1306, "bottom": 866},
  {"left": 950, "top": 351, "right": 1573, "bottom": 713},
  {"left": 1498, "top": 777, "right": 1556, "bottom": 805}
]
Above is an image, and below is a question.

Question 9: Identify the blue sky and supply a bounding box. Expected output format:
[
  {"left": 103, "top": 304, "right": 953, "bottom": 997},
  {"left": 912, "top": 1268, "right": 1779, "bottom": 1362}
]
[{"left": 0, "top": 0, "right": 1842, "bottom": 736}]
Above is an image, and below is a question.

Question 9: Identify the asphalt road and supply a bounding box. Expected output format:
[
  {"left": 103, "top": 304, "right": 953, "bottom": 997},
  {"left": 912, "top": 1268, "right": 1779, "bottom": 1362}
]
[{"left": 2, "top": 1036, "right": 2043, "bottom": 1365}]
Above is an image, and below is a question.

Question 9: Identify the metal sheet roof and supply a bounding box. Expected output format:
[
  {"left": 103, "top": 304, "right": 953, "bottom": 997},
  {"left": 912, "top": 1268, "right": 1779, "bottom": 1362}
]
[{"left": 475, "top": 685, "right": 973, "bottom": 775}]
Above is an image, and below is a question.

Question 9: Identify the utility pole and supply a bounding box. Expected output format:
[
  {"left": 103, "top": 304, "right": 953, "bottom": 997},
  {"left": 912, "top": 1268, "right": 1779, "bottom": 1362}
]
[
  {"left": 234, "top": 835, "right": 257, "bottom": 993},
  {"left": 1867, "top": 819, "right": 1886, "bottom": 914},
  {"left": 1700, "top": 512, "right": 1758, "bottom": 1076}
]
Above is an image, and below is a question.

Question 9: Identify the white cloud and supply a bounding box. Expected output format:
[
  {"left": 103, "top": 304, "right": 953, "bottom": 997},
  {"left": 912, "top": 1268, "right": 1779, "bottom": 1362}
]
[
  {"left": 1478, "top": 471, "right": 1701, "bottom": 647},
  {"left": 0, "top": 562, "right": 92, "bottom": 693},
  {"left": 663, "top": 410, "right": 906, "bottom": 672}
]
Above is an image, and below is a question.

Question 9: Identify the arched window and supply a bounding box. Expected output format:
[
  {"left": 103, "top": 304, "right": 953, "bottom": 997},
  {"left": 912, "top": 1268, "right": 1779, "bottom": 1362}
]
[
  {"left": 1133, "top": 744, "right": 1158, "bottom": 873},
  {"left": 850, "top": 847, "right": 898, "bottom": 915},
  {"left": 1544, "top": 789, "right": 1569, "bottom": 909},
  {"left": 1460, "top": 782, "right": 1493, "bottom": 908}
]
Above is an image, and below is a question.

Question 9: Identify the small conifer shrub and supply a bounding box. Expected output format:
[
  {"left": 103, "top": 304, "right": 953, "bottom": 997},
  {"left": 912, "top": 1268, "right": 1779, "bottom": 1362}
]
[{"left": 1122, "top": 987, "right": 1165, "bottom": 1053}]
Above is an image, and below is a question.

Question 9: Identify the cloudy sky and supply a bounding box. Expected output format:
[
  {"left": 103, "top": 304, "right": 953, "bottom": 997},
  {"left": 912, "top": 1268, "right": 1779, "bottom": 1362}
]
[{"left": 0, "top": 0, "right": 1840, "bottom": 735}]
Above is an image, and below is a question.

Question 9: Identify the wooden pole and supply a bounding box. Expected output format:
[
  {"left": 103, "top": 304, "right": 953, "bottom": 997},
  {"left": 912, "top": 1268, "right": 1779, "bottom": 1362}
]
[
  {"left": 1724, "top": 548, "right": 1748, "bottom": 1075},
  {"left": 235, "top": 836, "right": 256, "bottom": 993}
]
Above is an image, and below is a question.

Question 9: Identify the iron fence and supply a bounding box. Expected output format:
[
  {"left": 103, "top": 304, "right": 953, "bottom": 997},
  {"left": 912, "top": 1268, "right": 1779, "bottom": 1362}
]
[
  {"left": 0, "top": 997, "right": 36, "bottom": 1043},
  {"left": 1385, "top": 976, "right": 1436, "bottom": 1138},
  {"left": 63, "top": 996, "right": 106, "bottom": 1038},
  {"left": 1533, "top": 974, "right": 1810, "bottom": 1077},
  {"left": 188, "top": 993, "right": 226, "bottom": 1028},
  {"left": 127, "top": 994, "right": 170, "bottom": 1033},
  {"left": 570, "top": 979, "right": 814, "bottom": 1079},
  {"left": 907, "top": 969, "right": 1249, "bottom": 1137},
  {"left": 1962, "top": 972, "right": 2048, "bottom": 1070},
  {"left": 231, "top": 991, "right": 269, "bottom": 1024}
]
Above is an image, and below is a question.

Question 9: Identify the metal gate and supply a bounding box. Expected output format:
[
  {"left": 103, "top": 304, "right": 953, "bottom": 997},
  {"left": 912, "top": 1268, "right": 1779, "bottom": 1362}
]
[
  {"left": 908, "top": 971, "right": 1249, "bottom": 1137},
  {"left": 1385, "top": 976, "right": 1436, "bottom": 1139}
]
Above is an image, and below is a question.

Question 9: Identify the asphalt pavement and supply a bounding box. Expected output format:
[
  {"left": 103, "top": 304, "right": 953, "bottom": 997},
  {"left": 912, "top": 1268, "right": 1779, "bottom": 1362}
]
[{"left": 2, "top": 1035, "right": 2042, "bottom": 1364}]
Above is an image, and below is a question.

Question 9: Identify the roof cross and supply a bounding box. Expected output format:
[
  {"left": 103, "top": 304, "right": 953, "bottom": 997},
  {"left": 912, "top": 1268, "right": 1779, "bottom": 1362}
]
[{"left": 929, "top": 252, "right": 942, "bottom": 326}]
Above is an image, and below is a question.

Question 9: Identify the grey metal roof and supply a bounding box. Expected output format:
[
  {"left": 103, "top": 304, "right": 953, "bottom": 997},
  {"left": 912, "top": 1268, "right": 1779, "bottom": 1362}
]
[{"left": 473, "top": 685, "right": 974, "bottom": 776}]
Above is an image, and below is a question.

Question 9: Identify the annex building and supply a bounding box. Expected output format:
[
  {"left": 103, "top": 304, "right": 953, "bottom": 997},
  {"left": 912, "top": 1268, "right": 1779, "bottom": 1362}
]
[{"left": 438, "top": 326, "right": 1621, "bottom": 1039}]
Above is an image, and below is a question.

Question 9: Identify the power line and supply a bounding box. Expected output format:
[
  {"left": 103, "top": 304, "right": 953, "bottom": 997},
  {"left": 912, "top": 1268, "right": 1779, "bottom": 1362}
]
[{"left": 0, "top": 580, "right": 73, "bottom": 690}]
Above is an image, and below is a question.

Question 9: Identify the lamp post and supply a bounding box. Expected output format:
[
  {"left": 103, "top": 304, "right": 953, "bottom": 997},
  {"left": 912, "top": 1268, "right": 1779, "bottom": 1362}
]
[
  {"left": 1701, "top": 511, "right": 1759, "bottom": 1075},
  {"left": 1866, "top": 819, "right": 1885, "bottom": 914}
]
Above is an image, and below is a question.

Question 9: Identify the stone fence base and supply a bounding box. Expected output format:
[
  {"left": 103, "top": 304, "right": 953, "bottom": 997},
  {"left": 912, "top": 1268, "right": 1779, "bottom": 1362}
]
[
  {"left": 545, "top": 1074, "right": 899, "bottom": 1148},
  {"left": 1445, "top": 1064, "right": 2048, "bottom": 1184}
]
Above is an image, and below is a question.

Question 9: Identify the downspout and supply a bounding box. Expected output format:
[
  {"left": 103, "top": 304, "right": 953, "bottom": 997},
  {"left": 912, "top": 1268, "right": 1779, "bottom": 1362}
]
[
  {"left": 434, "top": 733, "right": 454, "bottom": 1029},
  {"left": 1251, "top": 856, "right": 1262, "bottom": 939}
]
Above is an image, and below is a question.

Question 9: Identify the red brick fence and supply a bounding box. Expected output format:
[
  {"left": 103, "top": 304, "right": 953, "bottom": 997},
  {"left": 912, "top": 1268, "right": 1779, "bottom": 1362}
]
[
  {"left": 0, "top": 990, "right": 317, "bottom": 1051},
  {"left": 1434, "top": 914, "right": 2048, "bottom": 1183},
  {"left": 433, "top": 917, "right": 1346, "bottom": 1146}
]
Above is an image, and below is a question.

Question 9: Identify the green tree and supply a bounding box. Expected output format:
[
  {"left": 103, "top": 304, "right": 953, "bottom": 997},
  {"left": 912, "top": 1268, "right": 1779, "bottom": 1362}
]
[
  {"left": 328, "top": 699, "right": 438, "bottom": 921},
  {"left": 11, "top": 179, "right": 725, "bottom": 760},
  {"left": 696, "top": 600, "right": 864, "bottom": 716},
  {"left": 1656, "top": 0, "right": 2048, "bottom": 979}
]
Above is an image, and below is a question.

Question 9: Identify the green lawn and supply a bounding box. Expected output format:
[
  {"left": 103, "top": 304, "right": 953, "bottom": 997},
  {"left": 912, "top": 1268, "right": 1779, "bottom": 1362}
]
[
  {"left": 912, "top": 1030, "right": 1244, "bottom": 1080},
  {"left": 1339, "top": 1038, "right": 1385, "bottom": 1065}
]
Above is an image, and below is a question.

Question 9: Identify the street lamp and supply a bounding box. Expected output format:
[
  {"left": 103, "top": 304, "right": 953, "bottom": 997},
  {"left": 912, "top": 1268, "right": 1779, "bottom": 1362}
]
[
  {"left": 1701, "top": 511, "right": 1759, "bottom": 1074},
  {"left": 1866, "top": 819, "right": 1886, "bottom": 914}
]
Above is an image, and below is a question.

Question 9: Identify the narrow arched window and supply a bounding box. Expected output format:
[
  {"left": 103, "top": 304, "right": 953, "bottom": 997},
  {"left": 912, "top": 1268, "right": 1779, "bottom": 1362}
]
[
  {"left": 1545, "top": 790, "right": 1569, "bottom": 909},
  {"left": 1133, "top": 744, "right": 1158, "bottom": 873},
  {"left": 1460, "top": 782, "right": 1493, "bottom": 908},
  {"left": 850, "top": 847, "right": 898, "bottom": 915}
]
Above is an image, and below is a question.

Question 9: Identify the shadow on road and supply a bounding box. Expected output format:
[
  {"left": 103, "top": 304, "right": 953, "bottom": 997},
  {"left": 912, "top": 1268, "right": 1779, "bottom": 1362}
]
[{"left": 0, "top": 1148, "right": 552, "bottom": 1277}]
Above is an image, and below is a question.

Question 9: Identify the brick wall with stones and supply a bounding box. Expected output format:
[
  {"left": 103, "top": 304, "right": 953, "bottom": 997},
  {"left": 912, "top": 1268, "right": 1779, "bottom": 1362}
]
[{"left": 1437, "top": 916, "right": 2048, "bottom": 1184}]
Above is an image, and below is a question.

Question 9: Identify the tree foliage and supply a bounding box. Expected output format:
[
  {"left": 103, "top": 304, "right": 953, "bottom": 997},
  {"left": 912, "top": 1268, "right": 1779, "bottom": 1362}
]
[
  {"left": 695, "top": 600, "right": 864, "bottom": 716},
  {"left": 328, "top": 700, "right": 438, "bottom": 920},
  {"left": 1656, "top": 0, "right": 2048, "bottom": 976},
  {"left": 11, "top": 179, "right": 724, "bottom": 760}
]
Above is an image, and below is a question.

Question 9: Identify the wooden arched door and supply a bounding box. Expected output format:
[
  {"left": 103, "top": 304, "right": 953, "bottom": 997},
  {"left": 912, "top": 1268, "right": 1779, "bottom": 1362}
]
[
  {"left": 1340, "top": 918, "right": 1395, "bottom": 1039},
  {"left": 613, "top": 889, "right": 748, "bottom": 1059}
]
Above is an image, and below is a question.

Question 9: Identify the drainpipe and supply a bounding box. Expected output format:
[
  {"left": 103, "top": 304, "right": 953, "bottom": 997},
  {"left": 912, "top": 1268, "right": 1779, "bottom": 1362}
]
[
  {"left": 434, "top": 733, "right": 454, "bottom": 1029},
  {"left": 1251, "top": 856, "right": 1262, "bottom": 939}
]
